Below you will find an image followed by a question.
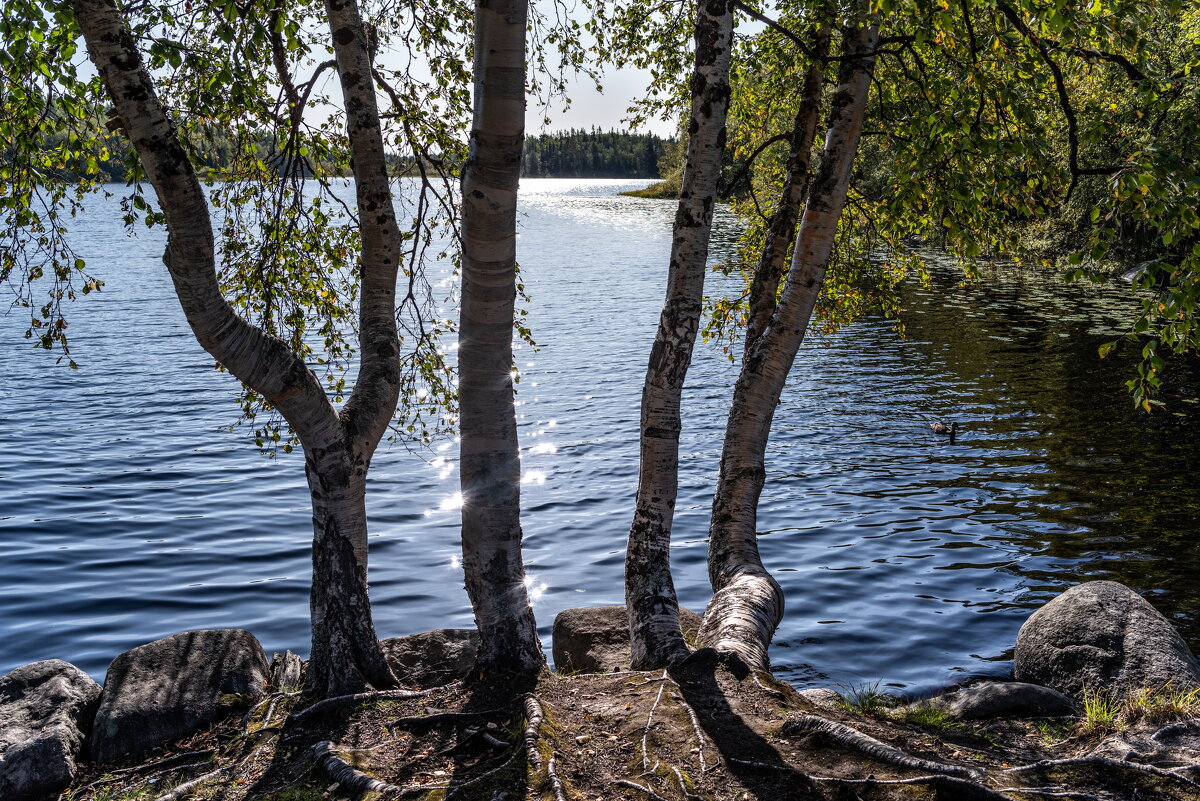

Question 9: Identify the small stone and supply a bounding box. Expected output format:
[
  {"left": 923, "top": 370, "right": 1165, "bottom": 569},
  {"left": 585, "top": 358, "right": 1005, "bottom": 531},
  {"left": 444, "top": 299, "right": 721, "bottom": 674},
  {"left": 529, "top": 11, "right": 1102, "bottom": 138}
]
[
  {"left": 487, "top": 721, "right": 498, "bottom": 729},
  {"left": 576, "top": 734, "right": 592, "bottom": 744},
  {"left": 381, "top": 630, "right": 479, "bottom": 689},
  {"left": 551, "top": 605, "right": 703, "bottom": 674},
  {"left": 326, "top": 782, "right": 340, "bottom": 791}
]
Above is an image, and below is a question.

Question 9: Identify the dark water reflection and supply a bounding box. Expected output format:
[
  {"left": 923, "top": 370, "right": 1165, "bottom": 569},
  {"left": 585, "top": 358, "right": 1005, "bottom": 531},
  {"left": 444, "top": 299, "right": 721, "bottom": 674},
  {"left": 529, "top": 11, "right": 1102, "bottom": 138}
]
[{"left": 1, "top": 179, "right": 1197, "bottom": 697}]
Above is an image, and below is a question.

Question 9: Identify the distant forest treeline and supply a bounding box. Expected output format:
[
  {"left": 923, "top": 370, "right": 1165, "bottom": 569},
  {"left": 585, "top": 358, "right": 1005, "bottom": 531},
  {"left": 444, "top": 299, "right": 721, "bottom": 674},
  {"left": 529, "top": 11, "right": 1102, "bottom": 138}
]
[
  {"left": 521, "top": 129, "right": 669, "bottom": 179},
  {"left": 42, "top": 127, "right": 671, "bottom": 183}
]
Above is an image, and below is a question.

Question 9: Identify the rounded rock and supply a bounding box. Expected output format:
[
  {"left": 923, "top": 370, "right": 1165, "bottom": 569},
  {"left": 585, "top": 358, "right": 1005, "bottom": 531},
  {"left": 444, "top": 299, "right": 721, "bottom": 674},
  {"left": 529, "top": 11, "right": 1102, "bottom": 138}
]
[{"left": 1014, "top": 581, "right": 1200, "bottom": 699}]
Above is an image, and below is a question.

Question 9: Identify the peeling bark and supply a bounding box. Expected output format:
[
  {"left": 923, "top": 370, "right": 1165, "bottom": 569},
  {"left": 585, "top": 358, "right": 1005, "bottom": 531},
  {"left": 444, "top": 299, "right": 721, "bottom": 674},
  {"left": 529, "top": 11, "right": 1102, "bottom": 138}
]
[
  {"left": 459, "top": 0, "right": 543, "bottom": 678},
  {"left": 627, "top": 0, "right": 736, "bottom": 671},
  {"left": 699, "top": 21, "right": 880, "bottom": 671},
  {"left": 70, "top": 0, "right": 402, "bottom": 698}
]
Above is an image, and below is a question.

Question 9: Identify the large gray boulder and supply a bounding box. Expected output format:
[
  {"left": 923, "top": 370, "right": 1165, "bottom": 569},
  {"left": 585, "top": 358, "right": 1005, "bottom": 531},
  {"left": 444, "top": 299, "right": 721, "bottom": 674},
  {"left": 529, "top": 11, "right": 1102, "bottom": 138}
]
[
  {"left": 381, "top": 629, "right": 479, "bottom": 688},
  {"left": 0, "top": 660, "right": 101, "bottom": 801},
  {"left": 552, "top": 605, "right": 703, "bottom": 674},
  {"left": 1014, "top": 581, "right": 1200, "bottom": 699},
  {"left": 90, "top": 629, "right": 269, "bottom": 764},
  {"left": 900, "top": 682, "right": 1076, "bottom": 721}
]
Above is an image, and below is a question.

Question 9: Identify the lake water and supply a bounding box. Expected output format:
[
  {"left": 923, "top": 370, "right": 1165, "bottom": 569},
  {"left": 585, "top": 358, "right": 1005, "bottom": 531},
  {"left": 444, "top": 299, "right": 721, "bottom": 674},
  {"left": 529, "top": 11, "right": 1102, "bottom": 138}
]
[{"left": 2, "top": 178, "right": 1199, "bottom": 697}]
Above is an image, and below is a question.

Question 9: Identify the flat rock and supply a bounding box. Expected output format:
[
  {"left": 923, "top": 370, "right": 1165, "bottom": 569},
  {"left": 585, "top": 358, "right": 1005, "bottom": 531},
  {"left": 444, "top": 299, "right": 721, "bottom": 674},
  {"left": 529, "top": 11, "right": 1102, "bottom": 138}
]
[
  {"left": 0, "top": 660, "right": 101, "bottom": 801},
  {"left": 90, "top": 629, "right": 269, "bottom": 764},
  {"left": 382, "top": 629, "right": 479, "bottom": 687},
  {"left": 1014, "top": 581, "right": 1200, "bottom": 699},
  {"left": 798, "top": 688, "right": 844, "bottom": 709},
  {"left": 903, "top": 681, "right": 1075, "bottom": 720},
  {"left": 552, "top": 606, "right": 703, "bottom": 674}
]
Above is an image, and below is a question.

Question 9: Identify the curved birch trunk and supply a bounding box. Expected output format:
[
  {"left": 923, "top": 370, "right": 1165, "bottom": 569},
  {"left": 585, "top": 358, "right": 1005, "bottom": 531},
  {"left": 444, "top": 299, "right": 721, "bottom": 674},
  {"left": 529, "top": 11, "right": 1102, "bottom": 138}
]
[
  {"left": 71, "top": 0, "right": 402, "bottom": 698},
  {"left": 459, "top": 0, "right": 543, "bottom": 678},
  {"left": 698, "top": 22, "right": 881, "bottom": 672},
  {"left": 626, "top": 0, "right": 736, "bottom": 671},
  {"left": 742, "top": 22, "right": 831, "bottom": 355}
]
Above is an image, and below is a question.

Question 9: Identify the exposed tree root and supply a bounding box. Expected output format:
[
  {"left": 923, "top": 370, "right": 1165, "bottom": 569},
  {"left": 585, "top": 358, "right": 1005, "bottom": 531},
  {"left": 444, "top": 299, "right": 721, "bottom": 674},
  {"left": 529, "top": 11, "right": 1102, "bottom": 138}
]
[
  {"left": 523, "top": 694, "right": 546, "bottom": 769},
  {"left": 289, "top": 685, "right": 454, "bottom": 724},
  {"left": 807, "top": 773, "right": 1015, "bottom": 800},
  {"left": 995, "top": 788, "right": 1105, "bottom": 800},
  {"left": 671, "top": 764, "right": 703, "bottom": 801},
  {"left": 729, "top": 759, "right": 1013, "bottom": 801},
  {"left": 752, "top": 672, "right": 786, "bottom": 700},
  {"left": 1152, "top": 720, "right": 1200, "bottom": 741},
  {"left": 148, "top": 766, "right": 231, "bottom": 801},
  {"left": 616, "top": 778, "right": 671, "bottom": 801},
  {"left": 782, "top": 714, "right": 982, "bottom": 780},
  {"left": 313, "top": 740, "right": 459, "bottom": 798},
  {"left": 1004, "top": 754, "right": 1200, "bottom": 786},
  {"left": 547, "top": 752, "right": 569, "bottom": 801},
  {"left": 312, "top": 740, "right": 415, "bottom": 797}
]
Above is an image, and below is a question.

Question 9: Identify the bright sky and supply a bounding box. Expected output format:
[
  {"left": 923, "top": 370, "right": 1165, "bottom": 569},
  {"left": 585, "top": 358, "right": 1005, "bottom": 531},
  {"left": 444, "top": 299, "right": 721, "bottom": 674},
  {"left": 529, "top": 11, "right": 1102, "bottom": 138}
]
[{"left": 534, "top": 66, "right": 676, "bottom": 137}]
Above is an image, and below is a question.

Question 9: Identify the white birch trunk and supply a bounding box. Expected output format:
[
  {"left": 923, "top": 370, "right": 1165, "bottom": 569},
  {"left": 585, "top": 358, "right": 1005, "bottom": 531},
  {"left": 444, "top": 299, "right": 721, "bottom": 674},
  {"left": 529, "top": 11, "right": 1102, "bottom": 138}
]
[
  {"left": 742, "top": 23, "right": 831, "bottom": 355},
  {"left": 625, "top": 0, "right": 737, "bottom": 671},
  {"left": 458, "top": 0, "right": 544, "bottom": 678},
  {"left": 699, "top": 22, "right": 881, "bottom": 672}
]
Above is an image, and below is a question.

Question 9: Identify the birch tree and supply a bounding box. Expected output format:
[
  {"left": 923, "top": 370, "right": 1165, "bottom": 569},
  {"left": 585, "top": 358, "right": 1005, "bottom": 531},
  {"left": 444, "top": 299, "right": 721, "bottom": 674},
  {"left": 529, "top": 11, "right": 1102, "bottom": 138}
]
[
  {"left": 699, "top": 21, "right": 880, "bottom": 671},
  {"left": 2, "top": 0, "right": 469, "bottom": 698},
  {"left": 624, "top": 0, "right": 736, "bottom": 670},
  {"left": 617, "top": 0, "right": 1198, "bottom": 671},
  {"left": 459, "top": 0, "right": 544, "bottom": 678}
]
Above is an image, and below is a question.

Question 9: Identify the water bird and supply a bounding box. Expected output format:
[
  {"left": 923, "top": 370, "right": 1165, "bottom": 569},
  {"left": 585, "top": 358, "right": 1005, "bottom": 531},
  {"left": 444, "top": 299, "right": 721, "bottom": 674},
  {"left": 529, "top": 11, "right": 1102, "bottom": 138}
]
[{"left": 930, "top": 421, "right": 958, "bottom": 443}]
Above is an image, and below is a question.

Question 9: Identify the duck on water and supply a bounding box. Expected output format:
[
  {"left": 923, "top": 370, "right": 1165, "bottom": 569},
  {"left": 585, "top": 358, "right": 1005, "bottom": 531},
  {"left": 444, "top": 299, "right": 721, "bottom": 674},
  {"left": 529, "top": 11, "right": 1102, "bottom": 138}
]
[{"left": 931, "top": 421, "right": 958, "bottom": 443}]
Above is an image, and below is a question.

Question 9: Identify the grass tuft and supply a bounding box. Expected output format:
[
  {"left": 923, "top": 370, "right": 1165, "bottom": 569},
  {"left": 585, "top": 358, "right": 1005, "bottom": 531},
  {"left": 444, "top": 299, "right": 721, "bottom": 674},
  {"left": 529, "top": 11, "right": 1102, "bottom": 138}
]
[
  {"left": 1079, "top": 686, "right": 1121, "bottom": 733},
  {"left": 839, "top": 682, "right": 900, "bottom": 717},
  {"left": 889, "top": 702, "right": 962, "bottom": 731},
  {"left": 1076, "top": 682, "right": 1200, "bottom": 735}
]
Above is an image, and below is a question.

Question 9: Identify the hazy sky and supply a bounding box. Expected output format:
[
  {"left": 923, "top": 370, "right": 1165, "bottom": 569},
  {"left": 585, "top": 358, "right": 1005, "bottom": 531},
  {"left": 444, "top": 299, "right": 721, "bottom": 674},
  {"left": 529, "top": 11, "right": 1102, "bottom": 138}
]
[{"left": 534, "top": 66, "right": 677, "bottom": 137}]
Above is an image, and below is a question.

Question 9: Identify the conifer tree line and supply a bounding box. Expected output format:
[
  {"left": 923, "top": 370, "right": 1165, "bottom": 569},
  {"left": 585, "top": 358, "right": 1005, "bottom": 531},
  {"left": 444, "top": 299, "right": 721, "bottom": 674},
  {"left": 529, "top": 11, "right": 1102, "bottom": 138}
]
[{"left": 520, "top": 128, "right": 669, "bottom": 178}]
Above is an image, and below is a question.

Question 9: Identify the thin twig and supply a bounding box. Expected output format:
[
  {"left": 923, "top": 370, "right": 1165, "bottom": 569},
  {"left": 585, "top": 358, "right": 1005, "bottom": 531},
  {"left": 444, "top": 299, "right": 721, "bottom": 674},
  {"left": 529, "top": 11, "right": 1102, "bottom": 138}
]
[
  {"left": 289, "top": 684, "right": 455, "bottom": 724},
  {"left": 391, "top": 707, "right": 507, "bottom": 727},
  {"left": 673, "top": 691, "right": 711, "bottom": 772},
  {"left": 641, "top": 671, "right": 668, "bottom": 772},
  {"left": 443, "top": 751, "right": 521, "bottom": 801},
  {"left": 615, "top": 778, "right": 671, "bottom": 801},
  {"left": 148, "top": 766, "right": 231, "bottom": 801}
]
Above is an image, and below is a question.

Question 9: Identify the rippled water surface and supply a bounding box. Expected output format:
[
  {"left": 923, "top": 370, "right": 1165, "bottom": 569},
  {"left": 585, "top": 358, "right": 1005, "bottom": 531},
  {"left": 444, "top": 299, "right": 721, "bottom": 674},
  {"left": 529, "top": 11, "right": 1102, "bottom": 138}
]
[{"left": 3, "top": 178, "right": 1199, "bottom": 695}]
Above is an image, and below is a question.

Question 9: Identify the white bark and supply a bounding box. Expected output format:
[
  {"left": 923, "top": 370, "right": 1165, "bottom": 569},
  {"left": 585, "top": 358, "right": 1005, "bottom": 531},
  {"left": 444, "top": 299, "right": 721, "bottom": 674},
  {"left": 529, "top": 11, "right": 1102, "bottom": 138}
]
[
  {"left": 458, "top": 0, "right": 543, "bottom": 678},
  {"left": 743, "top": 22, "right": 831, "bottom": 355},
  {"left": 626, "top": 0, "right": 736, "bottom": 671},
  {"left": 699, "top": 21, "right": 881, "bottom": 671}
]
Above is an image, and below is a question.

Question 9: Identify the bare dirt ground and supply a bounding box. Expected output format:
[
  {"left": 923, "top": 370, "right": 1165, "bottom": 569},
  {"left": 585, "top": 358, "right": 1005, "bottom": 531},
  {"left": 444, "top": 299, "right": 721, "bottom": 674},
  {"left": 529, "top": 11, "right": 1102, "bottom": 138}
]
[{"left": 62, "top": 655, "right": 1200, "bottom": 801}]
